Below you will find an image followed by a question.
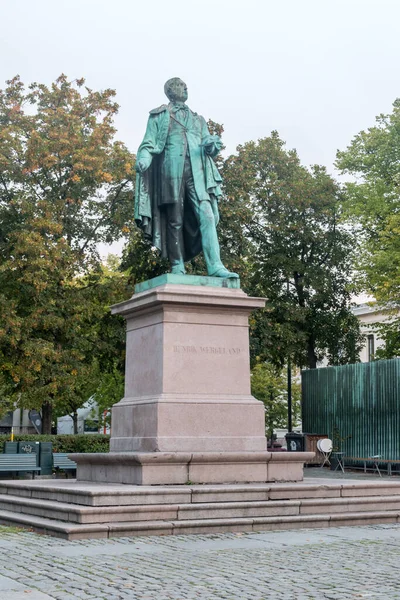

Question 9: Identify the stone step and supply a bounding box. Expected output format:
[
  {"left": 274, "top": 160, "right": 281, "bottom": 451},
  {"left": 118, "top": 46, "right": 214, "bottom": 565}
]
[
  {"left": 0, "top": 480, "right": 193, "bottom": 506},
  {"left": 1, "top": 493, "right": 400, "bottom": 525},
  {"left": 1, "top": 478, "right": 400, "bottom": 539},
  {"left": 1, "top": 479, "right": 400, "bottom": 506},
  {"left": 0, "top": 509, "right": 109, "bottom": 539},
  {"left": 0, "top": 508, "right": 399, "bottom": 540}
]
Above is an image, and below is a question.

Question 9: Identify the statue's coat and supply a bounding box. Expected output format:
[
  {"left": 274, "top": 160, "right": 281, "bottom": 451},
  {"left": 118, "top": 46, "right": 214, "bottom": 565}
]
[{"left": 134, "top": 105, "right": 223, "bottom": 261}]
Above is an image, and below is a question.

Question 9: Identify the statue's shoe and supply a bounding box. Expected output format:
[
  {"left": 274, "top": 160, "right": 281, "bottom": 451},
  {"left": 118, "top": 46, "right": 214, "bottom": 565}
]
[
  {"left": 210, "top": 268, "right": 239, "bottom": 278},
  {"left": 171, "top": 266, "right": 186, "bottom": 275}
]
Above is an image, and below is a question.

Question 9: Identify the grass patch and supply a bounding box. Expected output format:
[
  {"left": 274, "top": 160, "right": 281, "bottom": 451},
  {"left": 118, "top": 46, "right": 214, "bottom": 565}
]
[{"left": 0, "top": 524, "right": 26, "bottom": 534}]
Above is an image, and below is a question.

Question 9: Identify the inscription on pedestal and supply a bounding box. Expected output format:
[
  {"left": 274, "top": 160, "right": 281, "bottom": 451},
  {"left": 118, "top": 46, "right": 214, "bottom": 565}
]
[{"left": 173, "top": 345, "right": 242, "bottom": 355}]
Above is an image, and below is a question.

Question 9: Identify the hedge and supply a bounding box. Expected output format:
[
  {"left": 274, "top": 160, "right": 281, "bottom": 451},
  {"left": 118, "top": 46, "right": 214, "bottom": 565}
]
[{"left": 0, "top": 434, "right": 110, "bottom": 454}]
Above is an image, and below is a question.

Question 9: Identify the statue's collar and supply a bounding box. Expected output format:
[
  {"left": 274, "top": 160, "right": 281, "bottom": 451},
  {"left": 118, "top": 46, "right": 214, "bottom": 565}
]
[{"left": 169, "top": 102, "right": 189, "bottom": 112}]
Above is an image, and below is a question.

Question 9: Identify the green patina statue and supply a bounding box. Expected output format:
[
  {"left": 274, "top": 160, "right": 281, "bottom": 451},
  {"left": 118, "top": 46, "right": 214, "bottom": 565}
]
[{"left": 134, "top": 77, "right": 238, "bottom": 278}]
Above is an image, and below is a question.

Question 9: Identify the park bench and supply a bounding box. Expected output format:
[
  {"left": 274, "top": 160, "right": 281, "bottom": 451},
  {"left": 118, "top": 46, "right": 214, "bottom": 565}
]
[
  {"left": 0, "top": 454, "right": 41, "bottom": 478},
  {"left": 344, "top": 456, "right": 400, "bottom": 477},
  {"left": 53, "top": 453, "right": 77, "bottom": 475}
]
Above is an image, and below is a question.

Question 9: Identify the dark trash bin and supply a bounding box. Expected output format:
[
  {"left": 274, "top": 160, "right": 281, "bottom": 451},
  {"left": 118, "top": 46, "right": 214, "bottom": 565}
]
[{"left": 285, "top": 432, "right": 305, "bottom": 452}]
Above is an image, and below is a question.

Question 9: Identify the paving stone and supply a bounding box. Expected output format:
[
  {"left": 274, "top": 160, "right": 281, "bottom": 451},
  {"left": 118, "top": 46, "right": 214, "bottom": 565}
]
[{"left": 0, "top": 523, "right": 400, "bottom": 598}]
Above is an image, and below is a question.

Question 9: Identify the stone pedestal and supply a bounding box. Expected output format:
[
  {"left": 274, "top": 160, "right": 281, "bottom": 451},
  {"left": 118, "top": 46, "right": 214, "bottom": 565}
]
[
  {"left": 73, "top": 275, "right": 312, "bottom": 485},
  {"left": 110, "top": 275, "right": 266, "bottom": 454}
]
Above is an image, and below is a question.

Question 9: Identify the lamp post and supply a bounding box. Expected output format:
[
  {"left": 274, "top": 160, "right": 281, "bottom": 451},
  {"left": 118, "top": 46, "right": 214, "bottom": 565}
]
[
  {"left": 287, "top": 358, "right": 292, "bottom": 433},
  {"left": 286, "top": 278, "right": 292, "bottom": 432}
]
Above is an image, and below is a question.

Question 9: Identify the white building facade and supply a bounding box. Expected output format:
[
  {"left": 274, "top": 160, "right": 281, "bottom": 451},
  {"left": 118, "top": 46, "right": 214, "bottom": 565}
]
[{"left": 352, "top": 303, "right": 391, "bottom": 362}]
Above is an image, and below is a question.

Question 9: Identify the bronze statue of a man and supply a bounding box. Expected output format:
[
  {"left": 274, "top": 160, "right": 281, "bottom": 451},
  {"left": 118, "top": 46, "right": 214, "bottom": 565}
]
[{"left": 134, "top": 77, "right": 238, "bottom": 278}]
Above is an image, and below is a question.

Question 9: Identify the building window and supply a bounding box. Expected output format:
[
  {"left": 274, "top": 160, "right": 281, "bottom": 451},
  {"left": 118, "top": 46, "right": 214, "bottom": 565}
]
[{"left": 367, "top": 334, "right": 375, "bottom": 361}]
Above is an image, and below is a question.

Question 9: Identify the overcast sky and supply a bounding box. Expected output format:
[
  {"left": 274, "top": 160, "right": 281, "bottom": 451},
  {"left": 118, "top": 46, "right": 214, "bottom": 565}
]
[
  {"left": 1, "top": 0, "right": 398, "bottom": 256},
  {"left": 2, "top": 0, "right": 399, "bottom": 168}
]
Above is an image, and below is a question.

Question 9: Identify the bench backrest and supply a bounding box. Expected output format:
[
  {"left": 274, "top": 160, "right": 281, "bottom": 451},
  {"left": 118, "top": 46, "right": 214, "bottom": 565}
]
[
  {"left": 53, "top": 453, "right": 77, "bottom": 468},
  {"left": 0, "top": 454, "right": 38, "bottom": 469}
]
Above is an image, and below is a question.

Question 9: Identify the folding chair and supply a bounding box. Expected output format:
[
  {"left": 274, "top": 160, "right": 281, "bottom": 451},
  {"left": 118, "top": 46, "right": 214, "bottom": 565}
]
[
  {"left": 317, "top": 438, "right": 333, "bottom": 468},
  {"left": 368, "top": 455, "right": 382, "bottom": 477}
]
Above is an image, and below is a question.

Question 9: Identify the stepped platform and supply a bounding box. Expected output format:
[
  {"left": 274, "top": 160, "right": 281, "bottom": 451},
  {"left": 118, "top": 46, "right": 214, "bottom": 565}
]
[{"left": 0, "top": 476, "right": 400, "bottom": 540}]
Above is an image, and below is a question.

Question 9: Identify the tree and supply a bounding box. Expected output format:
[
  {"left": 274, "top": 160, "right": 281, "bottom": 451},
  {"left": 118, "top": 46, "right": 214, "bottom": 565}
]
[
  {"left": 91, "top": 362, "right": 125, "bottom": 432},
  {"left": 223, "top": 132, "right": 364, "bottom": 369},
  {"left": 250, "top": 362, "right": 301, "bottom": 439},
  {"left": 0, "top": 244, "right": 130, "bottom": 433},
  {"left": 53, "top": 257, "right": 130, "bottom": 434},
  {"left": 336, "top": 99, "right": 400, "bottom": 358},
  {"left": 0, "top": 75, "right": 134, "bottom": 432},
  {"left": 209, "top": 120, "right": 254, "bottom": 282},
  {"left": 120, "top": 226, "right": 169, "bottom": 284}
]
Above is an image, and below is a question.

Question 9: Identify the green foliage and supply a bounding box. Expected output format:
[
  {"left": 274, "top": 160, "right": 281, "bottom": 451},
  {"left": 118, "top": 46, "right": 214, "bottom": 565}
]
[
  {"left": 210, "top": 121, "right": 254, "bottom": 284},
  {"left": 336, "top": 99, "right": 400, "bottom": 359},
  {"left": 373, "top": 317, "right": 400, "bottom": 360},
  {"left": 91, "top": 362, "right": 124, "bottom": 429},
  {"left": 0, "top": 381, "right": 13, "bottom": 418},
  {"left": 0, "top": 434, "right": 110, "bottom": 453},
  {"left": 120, "top": 226, "right": 169, "bottom": 283},
  {"left": 331, "top": 426, "right": 351, "bottom": 453},
  {"left": 336, "top": 98, "right": 400, "bottom": 299},
  {"left": 224, "top": 132, "right": 363, "bottom": 369},
  {"left": 251, "top": 362, "right": 301, "bottom": 437},
  {"left": 0, "top": 75, "right": 134, "bottom": 430}
]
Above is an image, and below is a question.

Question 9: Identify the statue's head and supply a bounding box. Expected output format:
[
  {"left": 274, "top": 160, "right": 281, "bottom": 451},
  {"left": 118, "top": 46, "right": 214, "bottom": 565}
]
[{"left": 164, "top": 78, "right": 188, "bottom": 103}]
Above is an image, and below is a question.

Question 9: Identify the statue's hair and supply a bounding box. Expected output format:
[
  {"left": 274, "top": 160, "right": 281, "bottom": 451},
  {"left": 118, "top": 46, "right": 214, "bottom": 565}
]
[{"left": 164, "top": 77, "right": 184, "bottom": 101}]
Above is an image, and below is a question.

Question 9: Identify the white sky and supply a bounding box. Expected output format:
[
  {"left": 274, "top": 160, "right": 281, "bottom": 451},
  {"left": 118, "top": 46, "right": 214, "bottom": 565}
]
[{"left": 1, "top": 0, "right": 399, "bottom": 255}]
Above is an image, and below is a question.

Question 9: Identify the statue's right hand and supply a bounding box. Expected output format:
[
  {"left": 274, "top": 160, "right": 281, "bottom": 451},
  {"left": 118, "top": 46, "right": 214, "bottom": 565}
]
[{"left": 136, "top": 159, "right": 150, "bottom": 173}]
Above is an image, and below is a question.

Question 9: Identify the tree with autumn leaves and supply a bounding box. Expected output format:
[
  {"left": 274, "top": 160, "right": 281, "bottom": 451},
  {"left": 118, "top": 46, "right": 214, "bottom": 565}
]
[{"left": 0, "top": 75, "right": 134, "bottom": 432}]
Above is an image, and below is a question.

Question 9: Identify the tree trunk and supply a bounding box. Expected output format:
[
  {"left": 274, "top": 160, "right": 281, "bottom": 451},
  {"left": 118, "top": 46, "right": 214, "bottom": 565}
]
[
  {"left": 72, "top": 411, "right": 78, "bottom": 435},
  {"left": 41, "top": 401, "right": 53, "bottom": 434},
  {"left": 307, "top": 338, "right": 318, "bottom": 369},
  {"left": 293, "top": 273, "right": 318, "bottom": 369}
]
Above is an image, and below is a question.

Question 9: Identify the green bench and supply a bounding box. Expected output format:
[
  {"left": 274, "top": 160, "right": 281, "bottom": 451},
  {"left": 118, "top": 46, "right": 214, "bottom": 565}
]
[
  {"left": 0, "top": 454, "right": 41, "bottom": 478},
  {"left": 53, "top": 453, "right": 77, "bottom": 474}
]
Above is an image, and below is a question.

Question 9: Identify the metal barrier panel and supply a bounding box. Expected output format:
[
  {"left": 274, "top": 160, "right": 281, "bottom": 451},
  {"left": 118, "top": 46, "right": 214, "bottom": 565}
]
[{"left": 301, "top": 358, "right": 400, "bottom": 460}]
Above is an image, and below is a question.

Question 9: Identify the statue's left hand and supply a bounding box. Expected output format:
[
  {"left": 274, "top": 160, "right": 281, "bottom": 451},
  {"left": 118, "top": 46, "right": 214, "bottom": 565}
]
[{"left": 203, "top": 135, "right": 222, "bottom": 154}]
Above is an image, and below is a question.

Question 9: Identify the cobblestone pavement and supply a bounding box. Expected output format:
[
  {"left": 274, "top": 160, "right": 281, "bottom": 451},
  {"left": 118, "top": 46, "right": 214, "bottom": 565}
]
[{"left": 1, "top": 523, "right": 400, "bottom": 600}]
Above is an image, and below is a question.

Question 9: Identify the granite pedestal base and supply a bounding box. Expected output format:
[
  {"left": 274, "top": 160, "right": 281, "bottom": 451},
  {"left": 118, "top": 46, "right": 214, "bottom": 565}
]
[{"left": 70, "top": 451, "right": 314, "bottom": 485}]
